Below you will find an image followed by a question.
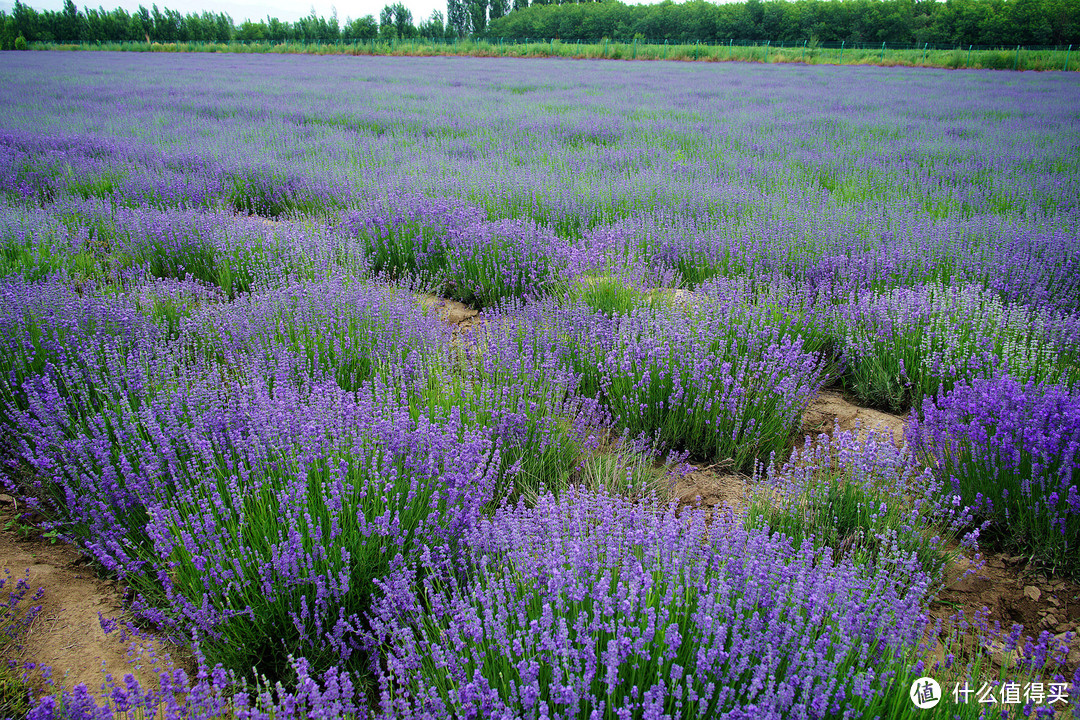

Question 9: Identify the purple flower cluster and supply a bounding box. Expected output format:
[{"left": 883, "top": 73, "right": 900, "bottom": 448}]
[
  {"left": 594, "top": 285, "right": 828, "bottom": 468},
  {"left": 834, "top": 282, "right": 1080, "bottom": 411},
  {"left": 909, "top": 374, "right": 1080, "bottom": 571},
  {"left": 369, "top": 488, "right": 932, "bottom": 719},
  {"left": 747, "top": 427, "right": 980, "bottom": 587}
]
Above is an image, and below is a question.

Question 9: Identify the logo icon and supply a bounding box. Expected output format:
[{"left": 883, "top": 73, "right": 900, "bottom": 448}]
[{"left": 910, "top": 677, "right": 942, "bottom": 709}]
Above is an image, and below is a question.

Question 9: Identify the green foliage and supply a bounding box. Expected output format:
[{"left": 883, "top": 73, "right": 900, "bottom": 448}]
[
  {"left": 744, "top": 430, "right": 972, "bottom": 589},
  {"left": 836, "top": 284, "right": 1080, "bottom": 413},
  {"left": 486, "top": 0, "right": 1079, "bottom": 47},
  {"left": 7, "top": 0, "right": 1078, "bottom": 52},
  {"left": 573, "top": 440, "right": 673, "bottom": 501}
]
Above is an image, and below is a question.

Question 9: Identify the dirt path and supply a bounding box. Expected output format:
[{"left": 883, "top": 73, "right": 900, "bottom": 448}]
[{"left": 0, "top": 501, "right": 185, "bottom": 699}]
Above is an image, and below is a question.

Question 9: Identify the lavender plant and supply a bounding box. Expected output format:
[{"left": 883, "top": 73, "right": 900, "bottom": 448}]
[
  {"left": 597, "top": 292, "right": 828, "bottom": 468},
  {"left": 369, "top": 488, "right": 937, "bottom": 719},
  {"left": 417, "top": 309, "right": 607, "bottom": 501},
  {"left": 145, "top": 384, "right": 500, "bottom": 678},
  {"left": 442, "top": 218, "right": 570, "bottom": 308},
  {"left": 336, "top": 196, "right": 485, "bottom": 286},
  {"left": 744, "top": 429, "right": 979, "bottom": 587},
  {"left": 909, "top": 374, "right": 1080, "bottom": 575},
  {"left": 0, "top": 569, "right": 43, "bottom": 720},
  {"left": 835, "top": 283, "right": 1080, "bottom": 412}
]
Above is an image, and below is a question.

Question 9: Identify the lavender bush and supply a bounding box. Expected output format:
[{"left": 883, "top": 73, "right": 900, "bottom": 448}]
[
  {"left": 417, "top": 308, "right": 607, "bottom": 500},
  {"left": 909, "top": 374, "right": 1080, "bottom": 574},
  {"left": 835, "top": 283, "right": 1080, "bottom": 411},
  {"left": 369, "top": 488, "right": 935, "bottom": 719},
  {"left": 145, "top": 382, "right": 500, "bottom": 677},
  {"left": 745, "top": 428, "right": 979, "bottom": 587},
  {"left": 0, "top": 569, "right": 43, "bottom": 719},
  {"left": 442, "top": 218, "right": 570, "bottom": 308},
  {"left": 596, "top": 291, "right": 828, "bottom": 468}
]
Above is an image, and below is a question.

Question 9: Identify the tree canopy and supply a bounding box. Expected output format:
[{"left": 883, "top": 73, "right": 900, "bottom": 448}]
[{"left": 1, "top": 0, "right": 1074, "bottom": 49}]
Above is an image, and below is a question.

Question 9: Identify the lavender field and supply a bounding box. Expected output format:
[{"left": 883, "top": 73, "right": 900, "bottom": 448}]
[{"left": 1, "top": 52, "right": 1079, "bottom": 718}]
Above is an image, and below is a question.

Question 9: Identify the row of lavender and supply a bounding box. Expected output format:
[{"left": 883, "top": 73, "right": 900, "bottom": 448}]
[
  {"left": 4, "top": 266, "right": 1071, "bottom": 718},
  {"left": 0, "top": 53, "right": 1077, "bottom": 716}
]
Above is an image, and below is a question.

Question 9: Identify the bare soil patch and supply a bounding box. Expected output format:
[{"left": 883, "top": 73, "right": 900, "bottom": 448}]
[
  {"left": 417, "top": 294, "right": 484, "bottom": 331},
  {"left": 800, "top": 388, "right": 908, "bottom": 446},
  {"left": 672, "top": 466, "right": 746, "bottom": 513},
  {"left": 933, "top": 552, "right": 1080, "bottom": 673},
  {"left": 0, "top": 501, "right": 185, "bottom": 697}
]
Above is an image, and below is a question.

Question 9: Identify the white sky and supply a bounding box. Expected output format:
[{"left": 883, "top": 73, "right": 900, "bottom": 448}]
[{"left": 0, "top": 0, "right": 696, "bottom": 26}]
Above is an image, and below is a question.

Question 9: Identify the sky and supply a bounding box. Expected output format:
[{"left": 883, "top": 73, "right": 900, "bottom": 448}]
[{"left": 0, "top": 0, "right": 686, "bottom": 26}]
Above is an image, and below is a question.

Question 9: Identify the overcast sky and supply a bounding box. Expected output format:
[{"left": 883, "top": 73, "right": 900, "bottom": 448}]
[{"left": 1, "top": 0, "right": 692, "bottom": 26}]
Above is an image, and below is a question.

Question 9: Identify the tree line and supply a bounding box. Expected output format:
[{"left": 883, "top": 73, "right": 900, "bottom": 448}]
[
  {"left": 1, "top": 0, "right": 1076, "bottom": 50},
  {"left": 487, "top": 0, "right": 1079, "bottom": 47},
  {"left": 0, "top": 0, "right": 450, "bottom": 47}
]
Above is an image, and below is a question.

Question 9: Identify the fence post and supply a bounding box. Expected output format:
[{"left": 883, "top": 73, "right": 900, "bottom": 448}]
[
  {"left": 694, "top": 39, "right": 699, "bottom": 60},
  {"left": 632, "top": 37, "right": 637, "bottom": 59},
  {"left": 1014, "top": 44, "right": 1021, "bottom": 70},
  {"left": 967, "top": 44, "right": 972, "bottom": 66},
  {"left": 1066, "top": 44, "right": 1072, "bottom": 72},
  {"left": 729, "top": 38, "right": 733, "bottom": 58},
  {"left": 922, "top": 42, "right": 927, "bottom": 64},
  {"left": 839, "top": 40, "right": 845, "bottom": 64},
  {"left": 764, "top": 39, "right": 770, "bottom": 63},
  {"left": 663, "top": 38, "right": 667, "bottom": 59},
  {"left": 880, "top": 41, "right": 885, "bottom": 61},
  {"left": 801, "top": 39, "right": 806, "bottom": 62}
]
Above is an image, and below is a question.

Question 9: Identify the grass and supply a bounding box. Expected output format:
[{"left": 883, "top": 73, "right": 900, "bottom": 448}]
[{"left": 29, "top": 39, "right": 1080, "bottom": 72}]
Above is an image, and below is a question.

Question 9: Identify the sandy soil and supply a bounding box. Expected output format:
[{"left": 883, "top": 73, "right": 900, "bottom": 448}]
[
  {"left": 0, "top": 500, "right": 186, "bottom": 699},
  {"left": 799, "top": 387, "right": 908, "bottom": 446}
]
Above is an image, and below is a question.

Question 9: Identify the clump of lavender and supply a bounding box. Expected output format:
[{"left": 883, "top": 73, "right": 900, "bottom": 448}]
[
  {"left": 0, "top": 569, "right": 43, "bottom": 650},
  {"left": 188, "top": 277, "right": 453, "bottom": 395},
  {"left": 26, "top": 654, "right": 369, "bottom": 720},
  {"left": 909, "top": 374, "right": 1080, "bottom": 575},
  {"left": 0, "top": 274, "right": 163, "bottom": 437},
  {"left": 835, "top": 282, "right": 1080, "bottom": 412},
  {"left": 442, "top": 218, "right": 570, "bottom": 308},
  {"left": 142, "top": 380, "right": 501, "bottom": 678},
  {"left": 337, "top": 195, "right": 486, "bottom": 285},
  {"left": 598, "top": 289, "right": 828, "bottom": 468},
  {"left": 418, "top": 306, "right": 608, "bottom": 501},
  {"left": 369, "top": 487, "right": 935, "bottom": 719},
  {"left": 745, "top": 428, "right": 979, "bottom": 588}
]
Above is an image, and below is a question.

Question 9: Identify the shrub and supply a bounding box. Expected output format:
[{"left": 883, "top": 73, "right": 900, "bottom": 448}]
[
  {"left": 597, "top": 291, "right": 828, "bottom": 468},
  {"left": 146, "top": 388, "right": 500, "bottom": 678},
  {"left": 369, "top": 488, "right": 935, "bottom": 719},
  {"left": 745, "top": 428, "right": 979, "bottom": 587},
  {"left": 442, "top": 218, "right": 570, "bottom": 308},
  {"left": 835, "top": 283, "right": 1080, "bottom": 412},
  {"left": 909, "top": 374, "right": 1080, "bottom": 576}
]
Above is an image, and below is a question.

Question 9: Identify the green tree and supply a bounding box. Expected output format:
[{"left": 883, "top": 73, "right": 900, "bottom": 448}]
[
  {"left": 417, "top": 9, "right": 444, "bottom": 37},
  {"left": 448, "top": 0, "right": 468, "bottom": 36},
  {"left": 468, "top": 0, "right": 488, "bottom": 32},
  {"left": 345, "top": 14, "right": 378, "bottom": 39}
]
